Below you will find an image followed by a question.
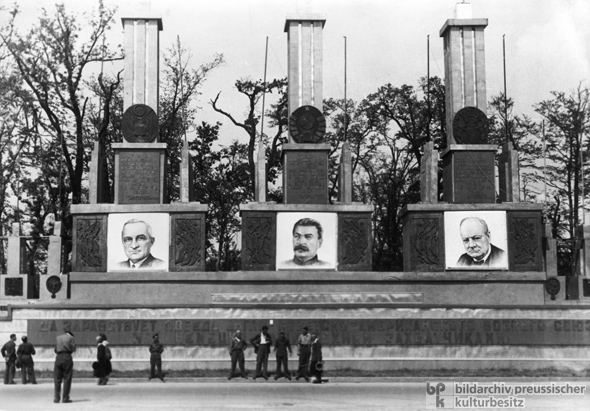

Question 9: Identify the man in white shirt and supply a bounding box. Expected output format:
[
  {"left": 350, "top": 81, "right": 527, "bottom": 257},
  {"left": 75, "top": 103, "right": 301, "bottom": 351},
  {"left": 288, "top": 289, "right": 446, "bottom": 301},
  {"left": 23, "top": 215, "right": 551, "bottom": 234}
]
[{"left": 250, "top": 326, "right": 272, "bottom": 380}]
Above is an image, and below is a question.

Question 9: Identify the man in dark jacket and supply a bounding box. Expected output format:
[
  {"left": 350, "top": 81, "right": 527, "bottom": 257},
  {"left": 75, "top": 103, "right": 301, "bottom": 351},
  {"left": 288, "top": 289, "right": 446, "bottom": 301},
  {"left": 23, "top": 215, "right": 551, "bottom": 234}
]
[
  {"left": 149, "top": 333, "right": 165, "bottom": 382},
  {"left": 1, "top": 334, "right": 17, "bottom": 385},
  {"left": 309, "top": 333, "right": 323, "bottom": 384},
  {"left": 228, "top": 330, "right": 248, "bottom": 380},
  {"left": 273, "top": 331, "right": 292, "bottom": 380},
  {"left": 54, "top": 326, "right": 76, "bottom": 403},
  {"left": 17, "top": 336, "right": 36, "bottom": 384},
  {"left": 250, "top": 325, "right": 272, "bottom": 380}
]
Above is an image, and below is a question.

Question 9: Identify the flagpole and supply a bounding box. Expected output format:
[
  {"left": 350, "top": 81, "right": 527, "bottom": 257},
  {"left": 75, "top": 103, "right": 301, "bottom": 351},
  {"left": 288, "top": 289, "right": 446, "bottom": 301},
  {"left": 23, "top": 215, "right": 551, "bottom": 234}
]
[
  {"left": 259, "top": 36, "right": 269, "bottom": 145},
  {"left": 343, "top": 36, "right": 347, "bottom": 143}
]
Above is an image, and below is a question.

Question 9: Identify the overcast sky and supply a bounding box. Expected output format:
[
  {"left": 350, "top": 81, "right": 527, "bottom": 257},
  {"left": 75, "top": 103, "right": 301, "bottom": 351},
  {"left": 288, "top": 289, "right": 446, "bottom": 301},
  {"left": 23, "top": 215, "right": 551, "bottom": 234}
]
[{"left": 8, "top": 0, "right": 590, "bottom": 143}]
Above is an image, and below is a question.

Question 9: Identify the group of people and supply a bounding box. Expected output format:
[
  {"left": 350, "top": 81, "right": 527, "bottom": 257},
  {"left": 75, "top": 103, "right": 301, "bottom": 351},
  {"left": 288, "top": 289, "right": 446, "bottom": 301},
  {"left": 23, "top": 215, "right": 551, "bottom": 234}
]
[
  {"left": 2, "top": 324, "right": 324, "bottom": 404},
  {"left": 229, "top": 325, "right": 324, "bottom": 384},
  {"left": 2, "top": 334, "right": 37, "bottom": 385}
]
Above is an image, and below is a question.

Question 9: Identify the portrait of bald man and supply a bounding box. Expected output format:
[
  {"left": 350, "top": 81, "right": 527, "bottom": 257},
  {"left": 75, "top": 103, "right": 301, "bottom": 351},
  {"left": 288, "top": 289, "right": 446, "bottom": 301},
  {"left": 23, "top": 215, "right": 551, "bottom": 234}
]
[
  {"left": 117, "top": 219, "right": 165, "bottom": 269},
  {"left": 456, "top": 217, "right": 507, "bottom": 268}
]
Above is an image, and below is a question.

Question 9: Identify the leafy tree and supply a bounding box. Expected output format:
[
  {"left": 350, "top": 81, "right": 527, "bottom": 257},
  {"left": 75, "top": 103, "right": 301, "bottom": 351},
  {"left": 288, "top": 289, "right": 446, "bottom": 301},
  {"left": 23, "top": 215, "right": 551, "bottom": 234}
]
[
  {"left": 535, "top": 85, "right": 590, "bottom": 275},
  {"left": 190, "top": 122, "right": 250, "bottom": 270},
  {"left": 1, "top": 1, "right": 122, "bottom": 207},
  {"left": 487, "top": 93, "right": 543, "bottom": 202},
  {"left": 85, "top": 71, "right": 123, "bottom": 203},
  {"left": 159, "top": 41, "right": 223, "bottom": 202},
  {"left": 323, "top": 97, "right": 375, "bottom": 201},
  {"left": 0, "top": 55, "right": 29, "bottom": 235},
  {"left": 348, "top": 77, "right": 446, "bottom": 270},
  {"left": 210, "top": 77, "right": 288, "bottom": 194}
]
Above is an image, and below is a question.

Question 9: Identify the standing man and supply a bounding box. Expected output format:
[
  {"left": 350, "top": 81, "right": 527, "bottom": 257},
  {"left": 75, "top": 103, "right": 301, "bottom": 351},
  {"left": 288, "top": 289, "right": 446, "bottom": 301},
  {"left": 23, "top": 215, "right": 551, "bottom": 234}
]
[
  {"left": 149, "top": 333, "right": 165, "bottom": 382},
  {"left": 295, "top": 326, "right": 311, "bottom": 382},
  {"left": 228, "top": 330, "right": 248, "bottom": 380},
  {"left": 17, "top": 336, "right": 37, "bottom": 384},
  {"left": 309, "top": 333, "right": 323, "bottom": 384},
  {"left": 1, "top": 333, "right": 17, "bottom": 385},
  {"left": 54, "top": 326, "right": 76, "bottom": 403},
  {"left": 273, "top": 331, "right": 292, "bottom": 380},
  {"left": 250, "top": 325, "right": 272, "bottom": 380}
]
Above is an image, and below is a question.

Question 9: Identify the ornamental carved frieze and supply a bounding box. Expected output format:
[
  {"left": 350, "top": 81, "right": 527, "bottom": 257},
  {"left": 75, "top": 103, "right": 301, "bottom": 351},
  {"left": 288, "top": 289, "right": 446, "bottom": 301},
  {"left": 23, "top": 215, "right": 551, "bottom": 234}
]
[
  {"left": 506, "top": 213, "right": 545, "bottom": 273},
  {"left": 243, "top": 216, "right": 275, "bottom": 269},
  {"left": 76, "top": 218, "right": 104, "bottom": 269},
  {"left": 339, "top": 216, "right": 371, "bottom": 268},
  {"left": 5, "top": 277, "right": 23, "bottom": 297},
  {"left": 174, "top": 218, "right": 203, "bottom": 268},
  {"left": 413, "top": 218, "right": 441, "bottom": 266},
  {"left": 511, "top": 218, "right": 537, "bottom": 265}
]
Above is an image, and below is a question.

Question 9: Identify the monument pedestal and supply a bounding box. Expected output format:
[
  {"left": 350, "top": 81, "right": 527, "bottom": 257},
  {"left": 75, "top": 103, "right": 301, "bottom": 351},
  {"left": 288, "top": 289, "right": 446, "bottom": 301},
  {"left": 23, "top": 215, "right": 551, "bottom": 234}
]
[
  {"left": 402, "top": 203, "right": 545, "bottom": 272},
  {"left": 282, "top": 144, "right": 331, "bottom": 204},
  {"left": 0, "top": 225, "right": 34, "bottom": 300},
  {"left": 442, "top": 145, "right": 497, "bottom": 203},
  {"left": 113, "top": 143, "right": 167, "bottom": 204},
  {"left": 70, "top": 203, "right": 208, "bottom": 274},
  {"left": 240, "top": 203, "right": 373, "bottom": 271}
]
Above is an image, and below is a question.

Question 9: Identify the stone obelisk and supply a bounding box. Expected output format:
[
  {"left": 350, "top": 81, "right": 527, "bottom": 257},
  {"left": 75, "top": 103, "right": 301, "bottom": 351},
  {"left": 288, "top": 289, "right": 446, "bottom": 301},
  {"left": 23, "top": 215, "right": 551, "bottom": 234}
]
[
  {"left": 439, "top": 2, "right": 495, "bottom": 203},
  {"left": 114, "top": 17, "right": 166, "bottom": 205},
  {"left": 282, "top": 14, "right": 330, "bottom": 204}
]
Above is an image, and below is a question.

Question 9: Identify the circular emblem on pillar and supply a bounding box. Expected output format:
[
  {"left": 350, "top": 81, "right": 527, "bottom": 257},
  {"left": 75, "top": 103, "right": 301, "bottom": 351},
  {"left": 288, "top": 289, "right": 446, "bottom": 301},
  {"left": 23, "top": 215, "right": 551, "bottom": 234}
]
[
  {"left": 452, "top": 106, "right": 489, "bottom": 144},
  {"left": 545, "top": 278, "right": 560, "bottom": 301},
  {"left": 289, "top": 105, "right": 326, "bottom": 144},
  {"left": 122, "top": 104, "right": 159, "bottom": 143},
  {"left": 46, "top": 275, "right": 62, "bottom": 299}
]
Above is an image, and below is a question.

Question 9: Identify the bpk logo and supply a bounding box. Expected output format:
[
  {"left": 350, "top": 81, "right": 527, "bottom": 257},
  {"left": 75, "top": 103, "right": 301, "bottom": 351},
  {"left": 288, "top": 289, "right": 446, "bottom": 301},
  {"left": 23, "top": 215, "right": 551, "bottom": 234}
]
[{"left": 425, "top": 381, "right": 453, "bottom": 409}]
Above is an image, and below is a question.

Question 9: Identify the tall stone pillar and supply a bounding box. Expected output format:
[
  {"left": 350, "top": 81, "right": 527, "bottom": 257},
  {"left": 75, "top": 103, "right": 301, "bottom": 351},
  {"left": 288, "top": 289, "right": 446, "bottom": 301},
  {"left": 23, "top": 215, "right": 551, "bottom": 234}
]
[
  {"left": 114, "top": 16, "right": 166, "bottom": 205},
  {"left": 440, "top": 4, "right": 488, "bottom": 146},
  {"left": 439, "top": 3, "right": 494, "bottom": 203},
  {"left": 284, "top": 14, "right": 325, "bottom": 124},
  {"left": 498, "top": 142, "right": 520, "bottom": 202},
  {"left": 122, "top": 17, "right": 163, "bottom": 113},
  {"left": 283, "top": 14, "right": 330, "bottom": 204}
]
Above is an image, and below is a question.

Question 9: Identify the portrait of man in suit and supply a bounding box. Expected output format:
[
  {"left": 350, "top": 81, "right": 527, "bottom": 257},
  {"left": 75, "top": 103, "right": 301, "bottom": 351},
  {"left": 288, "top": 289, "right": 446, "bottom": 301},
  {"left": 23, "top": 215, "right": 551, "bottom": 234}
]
[
  {"left": 117, "top": 219, "right": 165, "bottom": 269},
  {"left": 456, "top": 216, "right": 507, "bottom": 268},
  {"left": 444, "top": 211, "right": 508, "bottom": 270},
  {"left": 275, "top": 213, "right": 337, "bottom": 270},
  {"left": 281, "top": 218, "right": 331, "bottom": 268}
]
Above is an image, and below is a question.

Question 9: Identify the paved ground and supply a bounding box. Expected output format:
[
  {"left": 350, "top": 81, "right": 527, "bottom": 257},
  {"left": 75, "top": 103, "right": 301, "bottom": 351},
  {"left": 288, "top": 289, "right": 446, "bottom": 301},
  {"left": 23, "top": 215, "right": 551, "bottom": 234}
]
[{"left": 0, "top": 378, "right": 588, "bottom": 411}]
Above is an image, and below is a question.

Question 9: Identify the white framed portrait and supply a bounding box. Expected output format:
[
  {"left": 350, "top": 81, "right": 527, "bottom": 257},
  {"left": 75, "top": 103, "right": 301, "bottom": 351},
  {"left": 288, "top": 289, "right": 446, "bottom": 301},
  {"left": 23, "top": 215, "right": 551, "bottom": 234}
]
[
  {"left": 444, "top": 211, "right": 509, "bottom": 270},
  {"left": 107, "top": 213, "right": 170, "bottom": 271},
  {"left": 275, "top": 212, "right": 337, "bottom": 270}
]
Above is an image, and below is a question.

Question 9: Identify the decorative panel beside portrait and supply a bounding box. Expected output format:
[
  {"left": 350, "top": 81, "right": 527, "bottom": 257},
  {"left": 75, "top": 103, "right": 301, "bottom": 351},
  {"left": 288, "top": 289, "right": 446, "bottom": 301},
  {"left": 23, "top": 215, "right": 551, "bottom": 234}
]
[
  {"left": 72, "top": 215, "right": 107, "bottom": 272},
  {"left": 107, "top": 213, "right": 170, "bottom": 271},
  {"left": 275, "top": 212, "right": 337, "bottom": 270},
  {"left": 241, "top": 212, "right": 276, "bottom": 271},
  {"left": 170, "top": 213, "right": 206, "bottom": 272},
  {"left": 507, "top": 211, "right": 544, "bottom": 271},
  {"left": 444, "top": 211, "right": 509, "bottom": 270}
]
